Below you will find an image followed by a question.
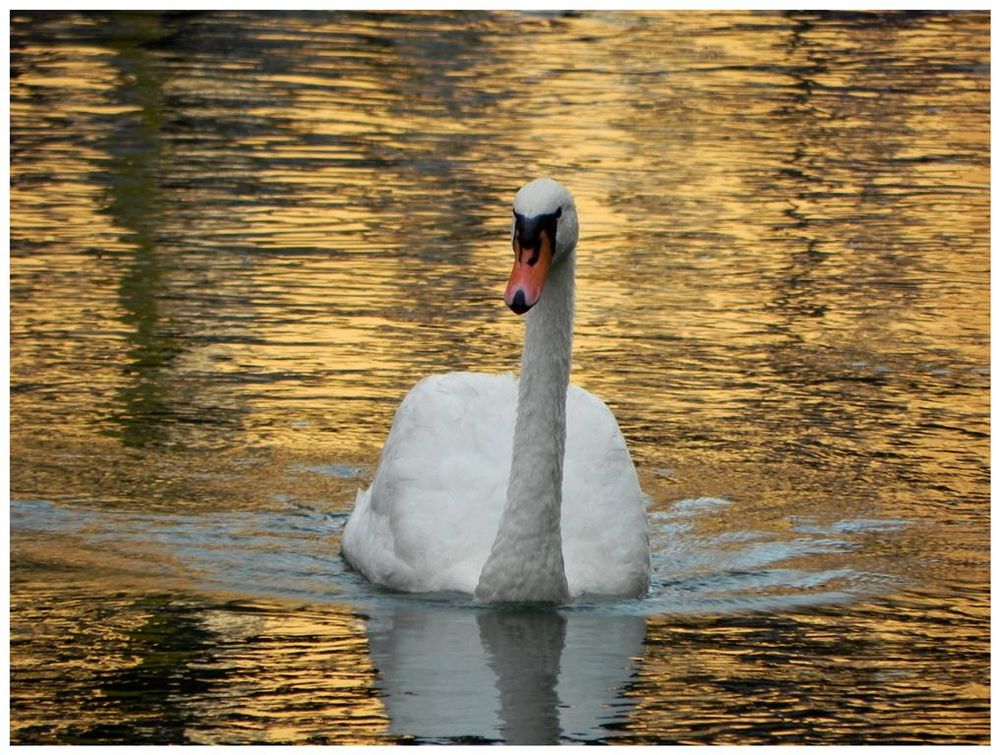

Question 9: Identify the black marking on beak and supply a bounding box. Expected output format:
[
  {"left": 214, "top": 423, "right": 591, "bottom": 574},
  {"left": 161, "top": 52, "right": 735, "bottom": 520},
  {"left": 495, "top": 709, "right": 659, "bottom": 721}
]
[{"left": 513, "top": 207, "right": 561, "bottom": 266}]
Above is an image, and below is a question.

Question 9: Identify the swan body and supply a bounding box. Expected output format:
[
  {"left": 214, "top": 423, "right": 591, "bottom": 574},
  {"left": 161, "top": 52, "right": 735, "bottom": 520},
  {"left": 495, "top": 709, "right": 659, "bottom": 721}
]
[{"left": 342, "top": 178, "right": 650, "bottom": 602}]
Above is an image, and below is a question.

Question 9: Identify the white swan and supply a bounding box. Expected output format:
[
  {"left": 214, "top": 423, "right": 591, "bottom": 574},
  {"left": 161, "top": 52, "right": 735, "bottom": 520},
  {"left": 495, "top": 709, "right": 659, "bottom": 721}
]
[{"left": 342, "top": 178, "right": 649, "bottom": 603}]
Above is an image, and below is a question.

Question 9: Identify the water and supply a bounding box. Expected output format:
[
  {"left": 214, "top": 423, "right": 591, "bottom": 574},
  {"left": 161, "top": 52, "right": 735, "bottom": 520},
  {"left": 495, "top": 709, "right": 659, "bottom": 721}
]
[{"left": 9, "top": 10, "right": 989, "bottom": 745}]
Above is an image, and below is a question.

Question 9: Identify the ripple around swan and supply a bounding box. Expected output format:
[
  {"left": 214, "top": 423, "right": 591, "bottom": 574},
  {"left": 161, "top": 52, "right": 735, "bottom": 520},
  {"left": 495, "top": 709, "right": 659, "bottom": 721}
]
[
  {"left": 12, "top": 494, "right": 983, "bottom": 745},
  {"left": 9, "top": 495, "right": 905, "bottom": 617},
  {"left": 9, "top": 492, "right": 910, "bottom": 743}
]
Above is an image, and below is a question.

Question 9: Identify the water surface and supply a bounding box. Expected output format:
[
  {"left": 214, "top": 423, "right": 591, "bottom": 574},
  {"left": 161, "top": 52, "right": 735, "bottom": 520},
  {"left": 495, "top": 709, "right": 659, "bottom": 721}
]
[{"left": 10, "top": 10, "right": 989, "bottom": 745}]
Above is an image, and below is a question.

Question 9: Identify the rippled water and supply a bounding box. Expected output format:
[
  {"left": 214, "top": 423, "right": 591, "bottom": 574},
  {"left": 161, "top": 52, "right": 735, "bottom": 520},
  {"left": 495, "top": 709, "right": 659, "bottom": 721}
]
[{"left": 10, "top": 10, "right": 989, "bottom": 745}]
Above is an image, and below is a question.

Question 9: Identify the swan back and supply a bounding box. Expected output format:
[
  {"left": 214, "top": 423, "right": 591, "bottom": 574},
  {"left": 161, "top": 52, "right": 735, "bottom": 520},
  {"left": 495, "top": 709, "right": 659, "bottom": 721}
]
[{"left": 342, "top": 373, "right": 649, "bottom": 597}]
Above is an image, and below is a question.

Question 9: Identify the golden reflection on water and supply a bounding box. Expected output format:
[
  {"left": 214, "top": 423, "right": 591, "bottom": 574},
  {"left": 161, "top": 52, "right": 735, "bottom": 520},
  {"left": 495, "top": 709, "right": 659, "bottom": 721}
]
[
  {"left": 620, "top": 604, "right": 990, "bottom": 745},
  {"left": 10, "top": 9, "right": 989, "bottom": 745},
  {"left": 11, "top": 552, "right": 390, "bottom": 744}
]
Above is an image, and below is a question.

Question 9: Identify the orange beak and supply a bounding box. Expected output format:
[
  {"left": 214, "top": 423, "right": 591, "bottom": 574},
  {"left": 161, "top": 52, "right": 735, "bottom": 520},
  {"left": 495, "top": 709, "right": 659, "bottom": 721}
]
[{"left": 504, "top": 228, "right": 554, "bottom": 315}]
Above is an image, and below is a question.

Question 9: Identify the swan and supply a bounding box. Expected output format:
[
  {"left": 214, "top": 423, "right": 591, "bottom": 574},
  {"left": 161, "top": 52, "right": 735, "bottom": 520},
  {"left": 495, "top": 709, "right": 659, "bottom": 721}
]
[{"left": 341, "top": 178, "right": 649, "bottom": 603}]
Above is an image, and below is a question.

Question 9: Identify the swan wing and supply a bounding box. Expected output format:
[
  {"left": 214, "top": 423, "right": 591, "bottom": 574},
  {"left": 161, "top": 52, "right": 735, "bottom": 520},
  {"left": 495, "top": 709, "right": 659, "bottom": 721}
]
[
  {"left": 342, "top": 373, "right": 516, "bottom": 593},
  {"left": 563, "top": 385, "right": 650, "bottom": 597}
]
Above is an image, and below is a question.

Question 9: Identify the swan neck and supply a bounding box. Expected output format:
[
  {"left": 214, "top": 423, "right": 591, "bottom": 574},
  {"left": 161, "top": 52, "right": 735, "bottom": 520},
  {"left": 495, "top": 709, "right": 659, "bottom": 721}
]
[{"left": 475, "top": 255, "right": 574, "bottom": 603}]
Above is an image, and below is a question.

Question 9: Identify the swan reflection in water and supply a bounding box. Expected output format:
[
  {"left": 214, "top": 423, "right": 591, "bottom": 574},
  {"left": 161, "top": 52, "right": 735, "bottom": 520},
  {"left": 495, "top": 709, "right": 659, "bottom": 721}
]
[{"left": 364, "top": 601, "right": 644, "bottom": 744}]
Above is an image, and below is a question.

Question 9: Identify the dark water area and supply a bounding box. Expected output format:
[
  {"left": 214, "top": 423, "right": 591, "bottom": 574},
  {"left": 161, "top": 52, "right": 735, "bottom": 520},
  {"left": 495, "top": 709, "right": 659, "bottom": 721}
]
[{"left": 9, "top": 10, "right": 989, "bottom": 745}]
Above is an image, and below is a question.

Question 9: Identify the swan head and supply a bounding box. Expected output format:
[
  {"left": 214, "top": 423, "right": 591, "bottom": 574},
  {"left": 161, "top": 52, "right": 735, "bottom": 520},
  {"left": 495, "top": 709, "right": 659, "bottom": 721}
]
[{"left": 504, "top": 178, "right": 579, "bottom": 315}]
